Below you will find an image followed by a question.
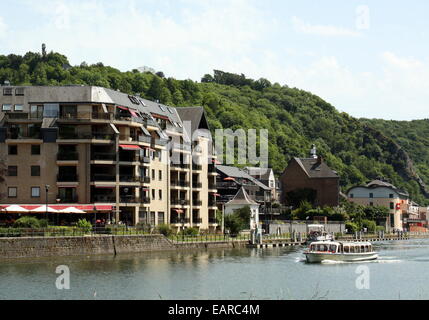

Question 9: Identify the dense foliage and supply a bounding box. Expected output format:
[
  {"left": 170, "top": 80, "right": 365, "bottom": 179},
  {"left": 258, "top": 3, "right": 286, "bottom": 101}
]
[
  {"left": 225, "top": 206, "right": 251, "bottom": 234},
  {"left": 1, "top": 50, "right": 428, "bottom": 204}
]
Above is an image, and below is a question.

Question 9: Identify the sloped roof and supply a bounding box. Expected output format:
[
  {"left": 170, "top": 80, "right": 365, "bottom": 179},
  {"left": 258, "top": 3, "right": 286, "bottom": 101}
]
[
  {"left": 244, "top": 167, "right": 273, "bottom": 180},
  {"left": 216, "top": 165, "right": 271, "bottom": 191},
  {"left": 175, "top": 107, "right": 210, "bottom": 136},
  {"left": 347, "top": 179, "right": 409, "bottom": 197},
  {"left": 293, "top": 158, "right": 339, "bottom": 179},
  {"left": 226, "top": 187, "right": 259, "bottom": 206}
]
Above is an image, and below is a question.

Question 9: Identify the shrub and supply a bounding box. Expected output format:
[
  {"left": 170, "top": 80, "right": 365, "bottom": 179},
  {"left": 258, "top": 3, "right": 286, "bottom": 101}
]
[
  {"left": 345, "top": 222, "right": 359, "bottom": 233},
  {"left": 181, "top": 227, "right": 199, "bottom": 236},
  {"left": 156, "top": 224, "right": 172, "bottom": 236},
  {"left": 38, "top": 219, "right": 49, "bottom": 228},
  {"left": 375, "top": 226, "right": 385, "bottom": 232},
  {"left": 136, "top": 222, "right": 151, "bottom": 233},
  {"left": 76, "top": 219, "right": 92, "bottom": 233},
  {"left": 13, "top": 216, "right": 41, "bottom": 229},
  {"left": 362, "top": 219, "right": 376, "bottom": 233}
]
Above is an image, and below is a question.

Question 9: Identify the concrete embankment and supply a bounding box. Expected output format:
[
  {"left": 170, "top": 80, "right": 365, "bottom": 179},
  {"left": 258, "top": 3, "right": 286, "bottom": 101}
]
[{"left": 0, "top": 235, "right": 248, "bottom": 260}]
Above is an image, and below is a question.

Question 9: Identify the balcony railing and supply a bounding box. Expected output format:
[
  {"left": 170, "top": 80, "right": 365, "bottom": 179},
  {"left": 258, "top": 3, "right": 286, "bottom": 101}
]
[
  {"left": 56, "top": 195, "right": 78, "bottom": 203},
  {"left": 208, "top": 164, "right": 217, "bottom": 172},
  {"left": 193, "top": 217, "right": 202, "bottom": 224},
  {"left": 92, "top": 112, "right": 114, "bottom": 120},
  {"left": 7, "top": 132, "right": 41, "bottom": 139},
  {"left": 92, "top": 195, "right": 116, "bottom": 203},
  {"left": 192, "top": 164, "right": 202, "bottom": 171},
  {"left": 140, "top": 176, "right": 151, "bottom": 184},
  {"left": 171, "top": 180, "right": 190, "bottom": 188},
  {"left": 171, "top": 199, "right": 190, "bottom": 206},
  {"left": 216, "top": 182, "right": 238, "bottom": 189},
  {"left": 6, "top": 113, "right": 29, "bottom": 120},
  {"left": 192, "top": 182, "right": 202, "bottom": 188},
  {"left": 141, "top": 196, "right": 151, "bottom": 204},
  {"left": 92, "top": 153, "right": 116, "bottom": 161},
  {"left": 119, "top": 175, "right": 139, "bottom": 182},
  {"left": 57, "top": 174, "right": 79, "bottom": 182},
  {"left": 193, "top": 200, "right": 202, "bottom": 206},
  {"left": 57, "top": 152, "right": 79, "bottom": 161},
  {"left": 209, "top": 218, "right": 218, "bottom": 224},
  {"left": 208, "top": 200, "right": 217, "bottom": 206},
  {"left": 92, "top": 174, "right": 116, "bottom": 182},
  {"left": 59, "top": 132, "right": 113, "bottom": 140},
  {"left": 140, "top": 156, "right": 151, "bottom": 164},
  {"left": 120, "top": 195, "right": 138, "bottom": 203},
  {"left": 170, "top": 217, "right": 190, "bottom": 224},
  {"left": 208, "top": 183, "right": 217, "bottom": 190},
  {"left": 171, "top": 163, "right": 189, "bottom": 169}
]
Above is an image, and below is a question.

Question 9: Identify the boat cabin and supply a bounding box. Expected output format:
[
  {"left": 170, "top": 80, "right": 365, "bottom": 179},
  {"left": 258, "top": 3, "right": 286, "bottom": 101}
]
[{"left": 308, "top": 242, "right": 374, "bottom": 254}]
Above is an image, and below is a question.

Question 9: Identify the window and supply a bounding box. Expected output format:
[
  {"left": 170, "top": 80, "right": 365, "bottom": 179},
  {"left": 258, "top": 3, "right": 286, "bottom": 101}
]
[
  {"left": 7, "top": 166, "right": 17, "bottom": 176},
  {"left": 167, "top": 107, "right": 174, "bottom": 114},
  {"left": 369, "top": 193, "right": 373, "bottom": 198},
  {"left": 159, "top": 170, "right": 162, "bottom": 181},
  {"left": 8, "top": 187, "right": 17, "bottom": 198},
  {"left": 14, "top": 104, "right": 23, "bottom": 112},
  {"left": 2, "top": 104, "right": 12, "bottom": 111},
  {"left": 31, "top": 145, "right": 40, "bottom": 155},
  {"left": 159, "top": 190, "right": 162, "bottom": 200},
  {"left": 158, "top": 104, "right": 166, "bottom": 112},
  {"left": 31, "top": 166, "right": 40, "bottom": 176},
  {"left": 152, "top": 169, "right": 155, "bottom": 180},
  {"left": 350, "top": 194, "right": 354, "bottom": 198},
  {"left": 15, "top": 88, "right": 24, "bottom": 96},
  {"left": 43, "top": 103, "right": 59, "bottom": 118},
  {"left": 3, "top": 88, "right": 12, "bottom": 96},
  {"left": 31, "top": 187, "right": 40, "bottom": 198},
  {"left": 152, "top": 189, "right": 156, "bottom": 200},
  {"left": 389, "top": 194, "right": 394, "bottom": 199},
  {"left": 8, "top": 145, "right": 17, "bottom": 155},
  {"left": 158, "top": 212, "right": 165, "bottom": 224},
  {"left": 390, "top": 202, "right": 395, "bottom": 210},
  {"left": 30, "top": 105, "right": 44, "bottom": 119}
]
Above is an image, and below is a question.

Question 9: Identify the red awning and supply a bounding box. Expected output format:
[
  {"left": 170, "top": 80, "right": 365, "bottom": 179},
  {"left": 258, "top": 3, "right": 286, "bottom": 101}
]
[
  {"left": 223, "top": 177, "right": 235, "bottom": 181},
  {"left": 173, "top": 209, "right": 184, "bottom": 214},
  {"left": 151, "top": 113, "right": 170, "bottom": 121},
  {"left": 129, "top": 110, "right": 139, "bottom": 117},
  {"left": 212, "top": 193, "right": 221, "bottom": 197},
  {"left": 119, "top": 144, "right": 141, "bottom": 151},
  {"left": 0, "top": 205, "right": 113, "bottom": 213}
]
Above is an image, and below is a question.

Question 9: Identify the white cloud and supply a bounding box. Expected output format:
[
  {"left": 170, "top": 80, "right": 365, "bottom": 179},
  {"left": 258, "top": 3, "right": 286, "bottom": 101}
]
[{"left": 291, "top": 16, "right": 361, "bottom": 37}]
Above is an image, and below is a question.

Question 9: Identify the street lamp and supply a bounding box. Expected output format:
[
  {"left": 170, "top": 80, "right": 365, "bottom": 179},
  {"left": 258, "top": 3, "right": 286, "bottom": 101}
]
[{"left": 45, "top": 185, "right": 50, "bottom": 222}]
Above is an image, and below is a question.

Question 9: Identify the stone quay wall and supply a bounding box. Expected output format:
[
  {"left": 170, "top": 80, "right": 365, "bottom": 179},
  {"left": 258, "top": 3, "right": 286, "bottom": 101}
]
[{"left": 0, "top": 235, "right": 248, "bottom": 260}]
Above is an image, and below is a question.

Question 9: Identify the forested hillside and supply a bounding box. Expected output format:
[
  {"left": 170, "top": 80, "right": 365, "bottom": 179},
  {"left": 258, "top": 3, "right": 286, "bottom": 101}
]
[{"left": 0, "top": 50, "right": 428, "bottom": 204}]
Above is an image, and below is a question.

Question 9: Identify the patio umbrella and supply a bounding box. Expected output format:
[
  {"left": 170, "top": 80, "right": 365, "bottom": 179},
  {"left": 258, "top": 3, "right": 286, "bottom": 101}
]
[
  {"left": 31, "top": 205, "right": 59, "bottom": 213},
  {"left": 58, "top": 207, "right": 86, "bottom": 214},
  {"left": 223, "top": 177, "right": 235, "bottom": 181},
  {"left": 3, "top": 205, "right": 29, "bottom": 213}
]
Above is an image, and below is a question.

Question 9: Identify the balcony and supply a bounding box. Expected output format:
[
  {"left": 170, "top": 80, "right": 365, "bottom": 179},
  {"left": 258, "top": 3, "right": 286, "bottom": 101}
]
[
  {"left": 92, "top": 195, "right": 116, "bottom": 203},
  {"left": 7, "top": 131, "right": 41, "bottom": 140},
  {"left": 57, "top": 174, "right": 79, "bottom": 182},
  {"left": 171, "top": 217, "right": 190, "bottom": 224},
  {"left": 92, "top": 153, "right": 116, "bottom": 161},
  {"left": 119, "top": 175, "right": 139, "bottom": 182},
  {"left": 56, "top": 195, "right": 78, "bottom": 203},
  {"left": 208, "top": 183, "right": 217, "bottom": 190},
  {"left": 193, "top": 217, "right": 202, "bottom": 224},
  {"left": 92, "top": 112, "right": 114, "bottom": 120},
  {"left": 120, "top": 195, "right": 138, "bottom": 203},
  {"left": 92, "top": 174, "right": 116, "bottom": 182},
  {"left": 58, "top": 112, "right": 91, "bottom": 121},
  {"left": 140, "top": 176, "right": 151, "bottom": 184},
  {"left": 208, "top": 164, "right": 217, "bottom": 173},
  {"left": 208, "top": 199, "right": 217, "bottom": 207},
  {"left": 171, "top": 163, "right": 189, "bottom": 169},
  {"left": 171, "top": 199, "right": 190, "bottom": 206},
  {"left": 171, "top": 180, "right": 190, "bottom": 188},
  {"left": 57, "top": 152, "right": 79, "bottom": 161},
  {"left": 192, "top": 164, "right": 202, "bottom": 171},
  {"left": 192, "top": 182, "right": 202, "bottom": 189},
  {"left": 141, "top": 196, "right": 151, "bottom": 204},
  {"left": 209, "top": 218, "right": 218, "bottom": 224},
  {"left": 59, "top": 132, "right": 113, "bottom": 140},
  {"left": 5, "top": 113, "right": 29, "bottom": 120},
  {"left": 193, "top": 200, "right": 202, "bottom": 206},
  {"left": 140, "top": 156, "right": 151, "bottom": 164},
  {"left": 216, "top": 182, "right": 238, "bottom": 189}
]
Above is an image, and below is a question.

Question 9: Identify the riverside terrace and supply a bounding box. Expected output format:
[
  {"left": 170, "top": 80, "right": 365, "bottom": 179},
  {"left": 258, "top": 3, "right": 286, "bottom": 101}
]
[{"left": 0, "top": 85, "right": 219, "bottom": 232}]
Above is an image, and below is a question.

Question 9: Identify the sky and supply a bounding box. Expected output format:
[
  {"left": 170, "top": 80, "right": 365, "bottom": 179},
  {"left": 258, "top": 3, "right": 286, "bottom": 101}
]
[{"left": 0, "top": 0, "right": 428, "bottom": 121}]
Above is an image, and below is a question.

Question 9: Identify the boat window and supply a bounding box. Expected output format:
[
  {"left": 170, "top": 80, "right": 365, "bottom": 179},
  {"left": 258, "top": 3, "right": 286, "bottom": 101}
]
[
  {"left": 361, "top": 245, "right": 365, "bottom": 252},
  {"left": 350, "top": 246, "right": 355, "bottom": 253},
  {"left": 344, "top": 246, "right": 349, "bottom": 253},
  {"left": 329, "top": 245, "right": 337, "bottom": 253}
]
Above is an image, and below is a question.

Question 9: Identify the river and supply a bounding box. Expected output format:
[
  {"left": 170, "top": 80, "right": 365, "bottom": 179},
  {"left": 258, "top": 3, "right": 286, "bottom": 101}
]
[{"left": 1, "top": 239, "right": 429, "bottom": 300}]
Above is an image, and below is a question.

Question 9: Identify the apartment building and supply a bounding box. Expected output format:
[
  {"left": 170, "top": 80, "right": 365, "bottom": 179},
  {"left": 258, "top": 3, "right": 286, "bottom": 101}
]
[
  {"left": 347, "top": 179, "right": 409, "bottom": 231},
  {"left": 0, "top": 85, "right": 218, "bottom": 231}
]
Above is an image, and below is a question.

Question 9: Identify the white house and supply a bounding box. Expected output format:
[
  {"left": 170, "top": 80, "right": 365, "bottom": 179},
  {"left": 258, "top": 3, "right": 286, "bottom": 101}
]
[{"left": 224, "top": 187, "right": 260, "bottom": 230}]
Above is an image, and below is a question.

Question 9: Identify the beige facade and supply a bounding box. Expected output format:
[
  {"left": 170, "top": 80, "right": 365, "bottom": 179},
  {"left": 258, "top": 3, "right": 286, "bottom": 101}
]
[{"left": 0, "top": 86, "right": 217, "bottom": 231}]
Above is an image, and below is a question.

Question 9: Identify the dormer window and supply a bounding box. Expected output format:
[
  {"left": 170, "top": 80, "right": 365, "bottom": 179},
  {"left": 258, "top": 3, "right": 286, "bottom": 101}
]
[
  {"left": 167, "top": 107, "right": 174, "bottom": 114},
  {"left": 15, "top": 88, "right": 24, "bottom": 96},
  {"left": 3, "top": 88, "right": 12, "bottom": 96},
  {"left": 158, "top": 104, "right": 166, "bottom": 112}
]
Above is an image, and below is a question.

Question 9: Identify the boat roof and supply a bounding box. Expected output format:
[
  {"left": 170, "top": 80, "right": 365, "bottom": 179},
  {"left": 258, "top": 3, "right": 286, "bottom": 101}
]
[{"left": 310, "top": 241, "right": 373, "bottom": 246}]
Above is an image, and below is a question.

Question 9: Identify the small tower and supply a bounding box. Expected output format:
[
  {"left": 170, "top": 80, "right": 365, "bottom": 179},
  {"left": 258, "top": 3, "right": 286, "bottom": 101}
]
[{"left": 310, "top": 144, "right": 317, "bottom": 159}]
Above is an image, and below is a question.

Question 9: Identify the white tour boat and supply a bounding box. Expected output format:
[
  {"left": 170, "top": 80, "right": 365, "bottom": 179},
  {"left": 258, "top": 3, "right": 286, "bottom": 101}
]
[{"left": 304, "top": 241, "right": 378, "bottom": 263}]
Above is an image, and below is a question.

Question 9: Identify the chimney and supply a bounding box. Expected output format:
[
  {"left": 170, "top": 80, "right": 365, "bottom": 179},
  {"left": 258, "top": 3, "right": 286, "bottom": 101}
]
[
  {"left": 316, "top": 155, "right": 323, "bottom": 165},
  {"left": 310, "top": 144, "right": 317, "bottom": 159}
]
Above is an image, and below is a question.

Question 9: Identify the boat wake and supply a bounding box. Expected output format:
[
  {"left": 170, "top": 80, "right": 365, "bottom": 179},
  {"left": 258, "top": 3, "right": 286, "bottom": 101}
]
[{"left": 320, "top": 259, "right": 401, "bottom": 265}]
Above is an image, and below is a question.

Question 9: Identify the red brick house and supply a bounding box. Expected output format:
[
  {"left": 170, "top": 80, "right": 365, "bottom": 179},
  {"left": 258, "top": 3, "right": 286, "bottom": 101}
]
[{"left": 280, "top": 147, "right": 340, "bottom": 207}]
